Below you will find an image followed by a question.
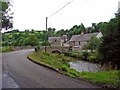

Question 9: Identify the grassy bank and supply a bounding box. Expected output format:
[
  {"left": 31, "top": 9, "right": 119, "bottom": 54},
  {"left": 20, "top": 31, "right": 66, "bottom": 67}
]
[{"left": 28, "top": 51, "right": 120, "bottom": 88}]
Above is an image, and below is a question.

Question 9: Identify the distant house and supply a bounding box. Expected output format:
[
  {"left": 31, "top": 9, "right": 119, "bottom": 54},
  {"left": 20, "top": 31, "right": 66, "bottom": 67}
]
[
  {"left": 48, "top": 32, "right": 102, "bottom": 52},
  {"left": 69, "top": 32, "right": 99, "bottom": 52},
  {"left": 48, "top": 35, "right": 67, "bottom": 46}
]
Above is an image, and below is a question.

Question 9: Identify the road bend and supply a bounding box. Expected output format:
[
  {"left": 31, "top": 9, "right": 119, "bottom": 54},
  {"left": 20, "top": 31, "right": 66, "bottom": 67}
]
[{"left": 2, "top": 49, "right": 100, "bottom": 88}]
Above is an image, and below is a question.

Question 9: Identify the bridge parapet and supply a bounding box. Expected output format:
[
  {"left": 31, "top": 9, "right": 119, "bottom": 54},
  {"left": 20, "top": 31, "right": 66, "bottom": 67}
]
[{"left": 39, "top": 46, "right": 70, "bottom": 53}]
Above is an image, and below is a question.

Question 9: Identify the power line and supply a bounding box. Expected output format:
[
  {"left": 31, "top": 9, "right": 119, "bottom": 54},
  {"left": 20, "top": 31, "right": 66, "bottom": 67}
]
[{"left": 48, "top": 0, "right": 74, "bottom": 18}]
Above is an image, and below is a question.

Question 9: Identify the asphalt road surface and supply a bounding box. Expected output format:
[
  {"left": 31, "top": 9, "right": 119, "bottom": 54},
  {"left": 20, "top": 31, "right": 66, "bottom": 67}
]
[{"left": 2, "top": 49, "right": 101, "bottom": 88}]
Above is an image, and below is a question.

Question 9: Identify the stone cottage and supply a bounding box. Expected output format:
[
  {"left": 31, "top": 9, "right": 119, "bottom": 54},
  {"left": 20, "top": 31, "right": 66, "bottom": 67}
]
[
  {"left": 69, "top": 32, "right": 99, "bottom": 52},
  {"left": 48, "top": 35, "right": 67, "bottom": 46}
]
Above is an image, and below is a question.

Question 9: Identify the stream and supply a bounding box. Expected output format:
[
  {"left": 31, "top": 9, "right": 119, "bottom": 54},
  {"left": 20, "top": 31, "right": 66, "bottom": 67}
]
[{"left": 69, "top": 60, "right": 104, "bottom": 72}]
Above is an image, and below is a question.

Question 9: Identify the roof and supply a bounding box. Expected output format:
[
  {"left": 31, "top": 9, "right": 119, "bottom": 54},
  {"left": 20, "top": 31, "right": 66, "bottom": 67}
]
[
  {"left": 48, "top": 37, "right": 61, "bottom": 42},
  {"left": 48, "top": 37, "right": 65, "bottom": 43},
  {"left": 70, "top": 33, "right": 99, "bottom": 42}
]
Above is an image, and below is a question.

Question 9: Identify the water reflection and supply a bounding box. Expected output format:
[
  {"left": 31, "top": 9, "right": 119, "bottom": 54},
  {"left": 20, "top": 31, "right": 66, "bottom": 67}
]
[{"left": 69, "top": 61, "right": 104, "bottom": 72}]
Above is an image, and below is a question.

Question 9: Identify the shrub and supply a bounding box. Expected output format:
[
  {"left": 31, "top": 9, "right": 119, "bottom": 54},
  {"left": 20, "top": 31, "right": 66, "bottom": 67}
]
[
  {"left": 71, "top": 53, "right": 78, "bottom": 58},
  {"left": 60, "top": 64, "right": 68, "bottom": 71},
  {"left": 88, "top": 55, "right": 97, "bottom": 62},
  {"left": 2, "top": 46, "right": 13, "bottom": 52},
  {"left": 78, "top": 52, "right": 83, "bottom": 59},
  {"left": 63, "top": 52, "right": 71, "bottom": 56},
  {"left": 81, "top": 51, "right": 89, "bottom": 60}
]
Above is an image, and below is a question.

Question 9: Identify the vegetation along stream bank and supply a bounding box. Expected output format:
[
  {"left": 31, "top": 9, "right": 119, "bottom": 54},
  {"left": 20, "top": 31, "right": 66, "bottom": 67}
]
[{"left": 28, "top": 51, "right": 120, "bottom": 88}]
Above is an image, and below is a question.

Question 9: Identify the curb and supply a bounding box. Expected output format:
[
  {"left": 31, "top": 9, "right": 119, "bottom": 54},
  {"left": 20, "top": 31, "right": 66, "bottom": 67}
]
[
  {"left": 27, "top": 55, "right": 117, "bottom": 89},
  {"left": 27, "top": 56, "right": 62, "bottom": 74},
  {"left": 27, "top": 55, "right": 102, "bottom": 88}
]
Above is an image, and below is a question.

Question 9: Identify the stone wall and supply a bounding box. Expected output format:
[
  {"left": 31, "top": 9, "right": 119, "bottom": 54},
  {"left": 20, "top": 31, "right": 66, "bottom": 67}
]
[
  {"left": 11, "top": 46, "right": 34, "bottom": 51},
  {"left": 39, "top": 46, "right": 70, "bottom": 53}
]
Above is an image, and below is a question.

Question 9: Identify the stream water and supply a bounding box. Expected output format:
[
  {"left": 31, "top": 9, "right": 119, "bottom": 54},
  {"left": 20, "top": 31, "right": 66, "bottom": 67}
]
[{"left": 69, "top": 61, "right": 104, "bottom": 72}]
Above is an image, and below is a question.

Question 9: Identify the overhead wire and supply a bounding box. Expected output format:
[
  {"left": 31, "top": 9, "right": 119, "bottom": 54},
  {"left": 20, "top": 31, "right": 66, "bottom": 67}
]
[{"left": 48, "top": 0, "right": 74, "bottom": 18}]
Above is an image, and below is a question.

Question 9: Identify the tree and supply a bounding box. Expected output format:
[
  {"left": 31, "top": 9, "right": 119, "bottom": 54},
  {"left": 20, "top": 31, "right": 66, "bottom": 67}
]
[
  {"left": 0, "top": 0, "right": 13, "bottom": 30},
  {"left": 23, "top": 34, "right": 39, "bottom": 46},
  {"left": 91, "top": 23, "right": 99, "bottom": 32},
  {"left": 47, "top": 27, "right": 56, "bottom": 36},
  {"left": 97, "top": 13, "right": 120, "bottom": 69},
  {"left": 96, "top": 22, "right": 108, "bottom": 35},
  {"left": 84, "top": 35, "right": 101, "bottom": 51},
  {"left": 56, "top": 29, "right": 65, "bottom": 36},
  {"left": 79, "top": 23, "right": 86, "bottom": 33},
  {"left": 41, "top": 41, "right": 50, "bottom": 46}
]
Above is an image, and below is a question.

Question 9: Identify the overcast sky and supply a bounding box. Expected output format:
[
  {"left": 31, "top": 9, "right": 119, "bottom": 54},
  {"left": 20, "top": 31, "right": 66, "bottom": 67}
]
[{"left": 12, "top": 0, "right": 120, "bottom": 31}]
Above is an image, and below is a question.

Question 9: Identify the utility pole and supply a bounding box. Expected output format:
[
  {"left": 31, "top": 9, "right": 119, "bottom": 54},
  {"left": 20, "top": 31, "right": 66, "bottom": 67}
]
[{"left": 45, "top": 17, "right": 48, "bottom": 53}]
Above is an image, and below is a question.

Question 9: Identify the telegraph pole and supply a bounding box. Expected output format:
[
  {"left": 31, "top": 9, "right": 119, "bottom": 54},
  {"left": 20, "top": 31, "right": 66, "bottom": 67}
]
[{"left": 45, "top": 17, "right": 48, "bottom": 53}]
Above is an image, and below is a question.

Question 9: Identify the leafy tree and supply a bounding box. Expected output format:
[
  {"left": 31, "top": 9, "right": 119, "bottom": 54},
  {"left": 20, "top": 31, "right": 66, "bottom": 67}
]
[
  {"left": 41, "top": 41, "right": 50, "bottom": 46},
  {"left": 0, "top": 0, "right": 13, "bottom": 30},
  {"left": 85, "top": 35, "right": 101, "bottom": 51},
  {"left": 23, "top": 34, "right": 39, "bottom": 46},
  {"left": 97, "top": 13, "right": 120, "bottom": 69},
  {"left": 96, "top": 22, "right": 108, "bottom": 35},
  {"left": 56, "top": 29, "right": 65, "bottom": 36},
  {"left": 91, "top": 23, "right": 99, "bottom": 32},
  {"left": 85, "top": 27, "right": 92, "bottom": 33},
  {"left": 47, "top": 27, "right": 56, "bottom": 36},
  {"left": 79, "top": 23, "right": 86, "bottom": 33}
]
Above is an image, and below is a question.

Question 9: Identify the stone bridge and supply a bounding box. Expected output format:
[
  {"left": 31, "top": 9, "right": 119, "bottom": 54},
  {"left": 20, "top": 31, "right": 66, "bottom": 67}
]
[{"left": 39, "top": 46, "right": 70, "bottom": 54}]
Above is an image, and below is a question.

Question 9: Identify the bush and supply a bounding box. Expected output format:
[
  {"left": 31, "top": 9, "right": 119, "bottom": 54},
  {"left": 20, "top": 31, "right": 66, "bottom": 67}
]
[
  {"left": 81, "top": 51, "right": 89, "bottom": 60},
  {"left": 71, "top": 53, "right": 78, "bottom": 58},
  {"left": 1, "top": 46, "right": 13, "bottom": 52},
  {"left": 88, "top": 55, "right": 97, "bottom": 62},
  {"left": 60, "top": 64, "right": 68, "bottom": 71}
]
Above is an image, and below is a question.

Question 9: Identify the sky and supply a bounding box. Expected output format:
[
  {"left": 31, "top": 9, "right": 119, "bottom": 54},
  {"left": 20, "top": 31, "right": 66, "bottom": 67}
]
[{"left": 12, "top": 0, "right": 120, "bottom": 31}]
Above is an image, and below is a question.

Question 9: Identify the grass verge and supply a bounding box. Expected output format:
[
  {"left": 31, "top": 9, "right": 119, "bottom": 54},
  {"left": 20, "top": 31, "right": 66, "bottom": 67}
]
[
  {"left": 28, "top": 51, "right": 120, "bottom": 88},
  {"left": 1, "top": 46, "right": 13, "bottom": 52}
]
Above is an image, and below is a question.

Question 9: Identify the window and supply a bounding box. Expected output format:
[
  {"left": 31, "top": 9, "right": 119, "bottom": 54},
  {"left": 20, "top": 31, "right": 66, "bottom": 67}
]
[
  {"left": 73, "top": 41, "right": 75, "bottom": 45},
  {"left": 55, "top": 40, "right": 57, "bottom": 43}
]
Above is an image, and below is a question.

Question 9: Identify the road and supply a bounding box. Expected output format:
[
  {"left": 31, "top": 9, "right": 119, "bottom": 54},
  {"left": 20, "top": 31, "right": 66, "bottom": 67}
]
[{"left": 2, "top": 49, "right": 100, "bottom": 88}]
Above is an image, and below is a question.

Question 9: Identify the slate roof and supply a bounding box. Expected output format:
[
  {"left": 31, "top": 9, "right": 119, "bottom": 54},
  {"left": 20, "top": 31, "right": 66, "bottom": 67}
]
[
  {"left": 48, "top": 37, "right": 65, "bottom": 43},
  {"left": 70, "top": 33, "right": 99, "bottom": 42},
  {"left": 48, "top": 37, "right": 61, "bottom": 42}
]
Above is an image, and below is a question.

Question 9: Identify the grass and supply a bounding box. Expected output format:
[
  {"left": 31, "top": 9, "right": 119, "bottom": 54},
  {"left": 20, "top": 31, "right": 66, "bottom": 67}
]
[
  {"left": 78, "top": 71, "right": 120, "bottom": 88},
  {"left": 1, "top": 46, "right": 13, "bottom": 52},
  {"left": 28, "top": 51, "right": 120, "bottom": 88},
  {"left": 28, "top": 51, "right": 75, "bottom": 70}
]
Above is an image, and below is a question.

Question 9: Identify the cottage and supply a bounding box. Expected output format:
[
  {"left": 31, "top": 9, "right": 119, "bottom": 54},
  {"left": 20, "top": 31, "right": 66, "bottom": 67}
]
[
  {"left": 48, "top": 35, "right": 67, "bottom": 46},
  {"left": 69, "top": 32, "right": 99, "bottom": 52}
]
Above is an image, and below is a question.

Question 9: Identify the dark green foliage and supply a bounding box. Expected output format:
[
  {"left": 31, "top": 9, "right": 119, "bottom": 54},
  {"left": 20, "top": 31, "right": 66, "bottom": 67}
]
[
  {"left": 47, "top": 27, "right": 56, "bottom": 36},
  {"left": 81, "top": 51, "right": 89, "bottom": 60},
  {"left": 84, "top": 35, "right": 101, "bottom": 51},
  {"left": 97, "top": 13, "right": 120, "bottom": 69},
  {"left": 2, "top": 30, "right": 42, "bottom": 46},
  {"left": 1, "top": 46, "right": 13, "bottom": 52},
  {"left": 88, "top": 55, "right": 97, "bottom": 62},
  {"left": 0, "top": 0, "right": 13, "bottom": 30},
  {"left": 22, "top": 34, "right": 39, "bottom": 46},
  {"left": 97, "top": 22, "right": 108, "bottom": 35},
  {"left": 41, "top": 41, "right": 50, "bottom": 46}
]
